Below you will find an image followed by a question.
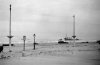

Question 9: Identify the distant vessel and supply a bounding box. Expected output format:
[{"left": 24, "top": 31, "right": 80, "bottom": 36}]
[
  {"left": 96, "top": 40, "right": 100, "bottom": 44},
  {"left": 58, "top": 39, "right": 68, "bottom": 44},
  {"left": 58, "top": 35, "right": 79, "bottom": 44},
  {"left": 64, "top": 37, "right": 79, "bottom": 41}
]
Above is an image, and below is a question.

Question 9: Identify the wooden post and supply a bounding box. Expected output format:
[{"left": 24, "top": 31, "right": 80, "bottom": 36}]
[
  {"left": 33, "top": 34, "right": 36, "bottom": 50},
  {"left": 23, "top": 36, "right": 26, "bottom": 51},
  {"left": 22, "top": 36, "right": 26, "bottom": 57}
]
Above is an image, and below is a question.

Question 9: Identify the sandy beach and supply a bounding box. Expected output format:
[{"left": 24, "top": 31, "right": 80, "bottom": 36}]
[{"left": 0, "top": 42, "right": 100, "bottom": 65}]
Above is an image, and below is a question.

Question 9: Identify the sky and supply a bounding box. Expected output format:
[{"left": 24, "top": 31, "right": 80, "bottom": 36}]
[{"left": 0, "top": 0, "right": 100, "bottom": 43}]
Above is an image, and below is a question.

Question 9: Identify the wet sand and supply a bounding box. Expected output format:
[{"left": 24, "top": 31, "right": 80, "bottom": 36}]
[{"left": 0, "top": 42, "right": 100, "bottom": 65}]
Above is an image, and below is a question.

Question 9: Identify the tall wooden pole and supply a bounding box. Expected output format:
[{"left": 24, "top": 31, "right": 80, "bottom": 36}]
[
  {"left": 7, "top": 4, "right": 13, "bottom": 52},
  {"left": 72, "top": 15, "right": 76, "bottom": 46}
]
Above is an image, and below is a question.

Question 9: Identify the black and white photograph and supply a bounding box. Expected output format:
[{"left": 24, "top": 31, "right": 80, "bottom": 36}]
[{"left": 0, "top": 0, "right": 100, "bottom": 65}]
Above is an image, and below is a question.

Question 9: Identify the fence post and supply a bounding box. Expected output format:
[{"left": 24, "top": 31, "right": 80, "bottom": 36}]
[
  {"left": 22, "top": 36, "right": 26, "bottom": 56},
  {"left": 33, "top": 34, "right": 36, "bottom": 50}
]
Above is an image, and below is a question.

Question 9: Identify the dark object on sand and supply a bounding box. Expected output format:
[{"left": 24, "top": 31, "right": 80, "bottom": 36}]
[
  {"left": 2, "top": 44, "right": 15, "bottom": 46},
  {"left": 0, "top": 45, "right": 3, "bottom": 53},
  {"left": 96, "top": 40, "right": 100, "bottom": 44}
]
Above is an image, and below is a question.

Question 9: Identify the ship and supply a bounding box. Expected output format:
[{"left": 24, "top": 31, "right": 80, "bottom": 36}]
[{"left": 58, "top": 35, "right": 79, "bottom": 44}]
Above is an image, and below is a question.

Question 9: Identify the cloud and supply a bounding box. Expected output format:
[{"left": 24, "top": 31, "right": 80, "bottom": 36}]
[{"left": 0, "top": 0, "right": 100, "bottom": 42}]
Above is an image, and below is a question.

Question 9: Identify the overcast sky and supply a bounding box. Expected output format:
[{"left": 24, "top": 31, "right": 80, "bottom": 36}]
[{"left": 0, "top": 0, "right": 100, "bottom": 42}]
